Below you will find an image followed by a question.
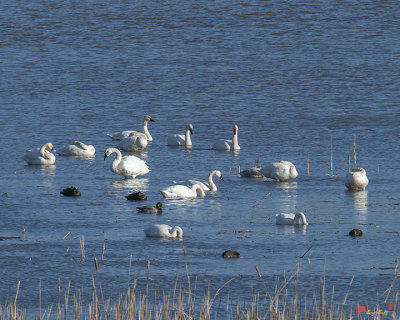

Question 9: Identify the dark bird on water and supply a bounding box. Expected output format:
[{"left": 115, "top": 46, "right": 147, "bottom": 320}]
[
  {"left": 125, "top": 191, "right": 147, "bottom": 201},
  {"left": 137, "top": 202, "right": 165, "bottom": 214},
  {"left": 60, "top": 186, "right": 81, "bottom": 197}
]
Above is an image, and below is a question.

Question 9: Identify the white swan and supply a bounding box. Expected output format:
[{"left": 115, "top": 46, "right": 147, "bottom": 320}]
[
  {"left": 144, "top": 224, "right": 183, "bottom": 239},
  {"left": 276, "top": 212, "right": 308, "bottom": 225},
  {"left": 107, "top": 115, "right": 155, "bottom": 141},
  {"left": 168, "top": 124, "right": 193, "bottom": 147},
  {"left": 104, "top": 147, "right": 150, "bottom": 178},
  {"left": 160, "top": 184, "right": 206, "bottom": 199},
  {"left": 116, "top": 133, "right": 148, "bottom": 152},
  {"left": 23, "top": 142, "right": 56, "bottom": 165},
  {"left": 57, "top": 141, "right": 95, "bottom": 157},
  {"left": 212, "top": 124, "right": 240, "bottom": 151},
  {"left": 260, "top": 160, "right": 298, "bottom": 182},
  {"left": 345, "top": 167, "right": 369, "bottom": 191},
  {"left": 188, "top": 170, "right": 223, "bottom": 192}
]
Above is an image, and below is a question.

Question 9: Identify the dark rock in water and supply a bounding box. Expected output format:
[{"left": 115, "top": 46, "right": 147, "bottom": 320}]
[
  {"left": 222, "top": 250, "right": 240, "bottom": 259},
  {"left": 126, "top": 191, "right": 147, "bottom": 201},
  {"left": 61, "top": 187, "right": 81, "bottom": 197},
  {"left": 349, "top": 229, "right": 362, "bottom": 237}
]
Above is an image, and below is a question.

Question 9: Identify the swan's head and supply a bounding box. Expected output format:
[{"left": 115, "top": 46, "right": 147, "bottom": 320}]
[
  {"left": 144, "top": 115, "right": 155, "bottom": 122},
  {"left": 352, "top": 167, "right": 366, "bottom": 175},
  {"left": 187, "top": 124, "right": 194, "bottom": 134},
  {"left": 173, "top": 226, "right": 183, "bottom": 239},
  {"left": 155, "top": 202, "right": 165, "bottom": 209},
  {"left": 233, "top": 124, "right": 239, "bottom": 134},
  {"left": 294, "top": 212, "right": 308, "bottom": 225},
  {"left": 104, "top": 148, "right": 113, "bottom": 160},
  {"left": 45, "top": 142, "right": 54, "bottom": 151},
  {"left": 214, "top": 170, "right": 223, "bottom": 180}
]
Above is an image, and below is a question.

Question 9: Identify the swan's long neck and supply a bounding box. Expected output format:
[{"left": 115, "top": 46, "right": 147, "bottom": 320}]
[
  {"left": 232, "top": 130, "right": 239, "bottom": 149},
  {"left": 192, "top": 184, "right": 206, "bottom": 198},
  {"left": 294, "top": 212, "right": 308, "bottom": 225},
  {"left": 109, "top": 148, "right": 122, "bottom": 167},
  {"left": 185, "top": 128, "right": 192, "bottom": 147},
  {"left": 208, "top": 171, "right": 217, "bottom": 191},
  {"left": 143, "top": 120, "right": 152, "bottom": 141},
  {"left": 171, "top": 227, "right": 182, "bottom": 238},
  {"left": 40, "top": 143, "right": 53, "bottom": 159},
  {"left": 74, "top": 141, "right": 86, "bottom": 149}
]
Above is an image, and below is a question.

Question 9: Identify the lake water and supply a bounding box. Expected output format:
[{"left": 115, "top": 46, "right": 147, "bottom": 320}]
[{"left": 1, "top": 0, "right": 400, "bottom": 317}]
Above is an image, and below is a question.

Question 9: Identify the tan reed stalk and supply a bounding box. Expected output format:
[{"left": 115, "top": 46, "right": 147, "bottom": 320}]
[
  {"left": 80, "top": 236, "right": 85, "bottom": 264},
  {"left": 353, "top": 135, "right": 357, "bottom": 169},
  {"left": 348, "top": 153, "right": 351, "bottom": 173},
  {"left": 330, "top": 137, "right": 333, "bottom": 176}
]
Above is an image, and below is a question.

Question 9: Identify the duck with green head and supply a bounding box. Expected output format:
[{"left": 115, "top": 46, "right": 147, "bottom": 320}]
[{"left": 137, "top": 202, "right": 165, "bottom": 214}]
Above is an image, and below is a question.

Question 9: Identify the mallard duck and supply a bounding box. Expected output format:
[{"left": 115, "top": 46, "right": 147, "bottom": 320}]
[
  {"left": 125, "top": 191, "right": 147, "bottom": 201},
  {"left": 137, "top": 202, "right": 165, "bottom": 214},
  {"left": 60, "top": 186, "right": 81, "bottom": 197}
]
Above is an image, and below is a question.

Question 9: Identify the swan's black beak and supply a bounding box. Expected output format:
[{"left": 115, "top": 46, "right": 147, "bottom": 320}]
[
  {"left": 220, "top": 176, "right": 224, "bottom": 181},
  {"left": 104, "top": 153, "right": 108, "bottom": 160},
  {"left": 189, "top": 127, "right": 193, "bottom": 134},
  {"left": 149, "top": 117, "right": 155, "bottom": 122}
]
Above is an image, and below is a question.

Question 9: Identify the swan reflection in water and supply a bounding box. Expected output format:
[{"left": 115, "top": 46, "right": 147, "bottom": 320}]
[
  {"left": 110, "top": 178, "right": 149, "bottom": 191},
  {"left": 347, "top": 189, "right": 368, "bottom": 216}
]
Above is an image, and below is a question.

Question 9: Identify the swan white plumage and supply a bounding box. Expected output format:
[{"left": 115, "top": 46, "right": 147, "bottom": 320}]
[
  {"left": 260, "top": 160, "right": 298, "bottom": 182},
  {"left": 276, "top": 212, "right": 308, "bottom": 225},
  {"left": 107, "top": 115, "right": 155, "bottom": 141},
  {"left": 116, "top": 133, "right": 148, "bottom": 152},
  {"left": 168, "top": 124, "right": 193, "bottom": 147},
  {"left": 188, "top": 170, "right": 223, "bottom": 192},
  {"left": 23, "top": 142, "right": 56, "bottom": 165},
  {"left": 144, "top": 224, "right": 183, "bottom": 239},
  {"left": 212, "top": 124, "right": 240, "bottom": 151},
  {"left": 104, "top": 147, "right": 150, "bottom": 178},
  {"left": 345, "top": 167, "right": 369, "bottom": 191},
  {"left": 57, "top": 141, "right": 96, "bottom": 157},
  {"left": 160, "top": 184, "right": 206, "bottom": 199}
]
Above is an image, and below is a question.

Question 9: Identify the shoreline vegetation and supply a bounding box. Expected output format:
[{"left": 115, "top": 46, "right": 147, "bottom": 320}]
[{"left": 1, "top": 242, "right": 399, "bottom": 320}]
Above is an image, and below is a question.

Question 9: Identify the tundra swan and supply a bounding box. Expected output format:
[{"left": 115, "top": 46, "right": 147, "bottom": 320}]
[
  {"left": 168, "top": 124, "right": 193, "bottom": 147},
  {"left": 57, "top": 141, "right": 95, "bottom": 157},
  {"left": 117, "top": 133, "right": 148, "bottom": 152},
  {"left": 212, "top": 124, "right": 240, "bottom": 150},
  {"left": 261, "top": 160, "right": 298, "bottom": 182},
  {"left": 107, "top": 115, "right": 155, "bottom": 141},
  {"left": 144, "top": 224, "right": 183, "bottom": 239},
  {"left": 137, "top": 202, "right": 165, "bottom": 214},
  {"left": 345, "top": 168, "right": 368, "bottom": 191},
  {"left": 160, "top": 184, "right": 206, "bottom": 199},
  {"left": 276, "top": 212, "right": 308, "bottom": 225},
  {"left": 23, "top": 142, "right": 56, "bottom": 165},
  {"left": 104, "top": 147, "right": 150, "bottom": 179},
  {"left": 188, "top": 170, "right": 223, "bottom": 192}
]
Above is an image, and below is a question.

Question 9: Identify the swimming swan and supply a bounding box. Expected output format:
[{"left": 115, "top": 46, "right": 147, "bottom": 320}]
[
  {"left": 107, "top": 115, "right": 155, "bottom": 141},
  {"left": 160, "top": 184, "right": 206, "bottom": 199},
  {"left": 57, "top": 141, "right": 95, "bottom": 157},
  {"left": 144, "top": 224, "right": 183, "bottom": 239},
  {"left": 168, "top": 124, "right": 193, "bottom": 147},
  {"left": 240, "top": 160, "right": 264, "bottom": 178},
  {"left": 212, "top": 124, "right": 240, "bottom": 151},
  {"left": 276, "top": 212, "right": 308, "bottom": 225},
  {"left": 260, "top": 160, "right": 298, "bottom": 182},
  {"left": 188, "top": 170, "right": 223, "bottom": 192},
  {"left": 345, "top": 168, "right": 368, "bottom": 191},
  {"left": 23, "top": 142, "right": 56, "bottom": 165},
  {"left": 104, "top": 147, "right": 150, "bottom": 179},
  {"left": 117, "top": 133, "right": 148, "bottom": 152}
]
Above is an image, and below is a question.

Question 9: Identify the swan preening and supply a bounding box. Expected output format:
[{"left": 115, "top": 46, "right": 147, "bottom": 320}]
[
  {"left": 23, "top": 142, "right": 56, "bottom": 165},
  {"left": 57, "top": 141, "right": 95, "bottom": 157},
  {"left": 117, "top": 133, "right": 148, "bottom": 152},
  {"left": 261, "top": 160, "right": 298, "bottom": 182},
  {"left": 188, "top": 170, "right": 223, "bottom": 192},
  {"left": 212, "top": 124, "right": 240, "bottom": 151},
  {"left": 275, "top": 212, "right": 308, "bottom": 225},
  {"left": 144, "top": 224, "right": 183, "bottom": 239},
  {"left": 168, "top": 124, "right": 193, "bottom": 147},
  {"left": 345, "top": 168, "right": 368, "bottom": 191},
  {"left": 240, "top": 160, "right": 264, "bottom": 178},
  {"left": 160, "top": 184, "right": 206, "bottom": 199},
  {"left": 104, "top": 148, "right": 150, "bottom": 179},
  {"left": 107, "top": 115, "right": 155, "bottom": 141}
]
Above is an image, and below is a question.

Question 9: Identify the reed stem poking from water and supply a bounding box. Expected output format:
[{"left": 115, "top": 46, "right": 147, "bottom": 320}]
[
  {"left": 80, "top": 235, "right": 85, "bottom": 264},
  {"left": 348, "top": 153, "right": 351, "bottom": 173},
  {"left": 330, "top": 137, "right": 333, "bottom": 175},
  {"left": 307, "top": 153, "right": 309, "bottom": 177},
  {"left": 353, "top": 135, "right": 357, "bottom": 168}
]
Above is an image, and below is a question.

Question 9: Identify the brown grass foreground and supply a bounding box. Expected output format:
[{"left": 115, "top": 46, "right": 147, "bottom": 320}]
[{"left": 1, "top": 242, "right": 399, "bottom": 320}]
